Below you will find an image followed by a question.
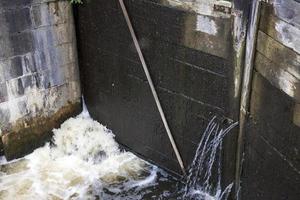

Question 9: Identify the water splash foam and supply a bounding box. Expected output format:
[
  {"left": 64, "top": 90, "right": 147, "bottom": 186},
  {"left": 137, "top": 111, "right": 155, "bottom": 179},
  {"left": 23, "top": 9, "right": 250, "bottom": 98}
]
[
  {"left": 0, "top": 113, "right": 152, "bottom": 200},
  {"left": 0, "top": 99, "right": 237, "bottom": 200}
]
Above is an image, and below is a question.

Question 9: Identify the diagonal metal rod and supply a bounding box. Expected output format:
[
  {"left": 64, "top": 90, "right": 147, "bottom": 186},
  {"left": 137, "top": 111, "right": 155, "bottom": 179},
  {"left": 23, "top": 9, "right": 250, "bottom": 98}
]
[{"left": 118, "top": 0, "right": 185, "bottom": 175}]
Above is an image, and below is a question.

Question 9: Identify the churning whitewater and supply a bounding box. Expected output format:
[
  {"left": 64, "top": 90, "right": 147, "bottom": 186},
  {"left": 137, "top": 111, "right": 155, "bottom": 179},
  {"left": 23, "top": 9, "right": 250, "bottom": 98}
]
[
  {"left": 0, "top": 111, "right": 158, "bottom": 199},
  {"left": 0, "top": 104, "right": 236, "bottom": 200}
]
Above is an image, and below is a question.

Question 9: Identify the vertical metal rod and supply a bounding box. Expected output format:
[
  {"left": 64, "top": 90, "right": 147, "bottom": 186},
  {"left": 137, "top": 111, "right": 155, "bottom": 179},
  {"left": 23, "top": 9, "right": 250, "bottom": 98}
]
[
  {"left": 118, "top": 0, "right": 186, "bottom": 175},
  {"left": 235, "top": 0, "right": 262, "bottom": 198}
]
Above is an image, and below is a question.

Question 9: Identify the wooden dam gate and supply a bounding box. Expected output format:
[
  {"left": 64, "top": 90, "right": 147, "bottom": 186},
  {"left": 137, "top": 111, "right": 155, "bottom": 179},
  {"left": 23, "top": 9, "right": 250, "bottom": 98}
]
[{"left": 75, "top": 0, "right": 300, "bottom": 199}]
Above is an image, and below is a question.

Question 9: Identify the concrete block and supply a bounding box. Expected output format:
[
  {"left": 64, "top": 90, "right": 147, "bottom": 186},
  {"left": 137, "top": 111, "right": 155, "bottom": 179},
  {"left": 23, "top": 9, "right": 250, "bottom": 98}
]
[
  {"left": 3, "top": 7, "right": 32, "bottom": 34},
  {"left": 33, "top": 23, "right": 73, "bottom": 48},
  {"left": 0, "top": 57, "right": 23, "bottom": 81},
  {"left": 9, "top": 57, "right": 23, "bottom": 79},
  {"left": 0, "top": 107, "right": 10, "bottom": 131},
  {"left": 0, "top": 53, "right": 37, "bottom": 82},
  {"left": 6, "top": 78, "right": 25, "bottom": 98},
  {"left": 32, "top": 0, "right": 58, "bottom": 4},
  {"left": 37, "top": 70, "right": 52, "bottom": 89},
  {"left": 54, "top": 43, "right": 75, "bottom": 66},
  {"left": 0, "top": 0, "right": 31, "bottom": 9},
  {"left": 33, "top": 50, "right": 48, "bottom": 71},
  {"left": 50, "top": 65, "right": 65, "bottom": 87},
  {"left": 68, "top": 81, "right": 81, "bottom": 101},
  {"left": 17, "top": 99, "right": 30, "bottom": 117},
  {"left": 43, "top": 43, "right": 75, "bottom": 72},
  {"left": 31, "top": 1, "right": 71, "bottom": 28},
  {"left": 20, "top": 74, "right": 39, "bottom": 89},
  {"left": 62, "top": 62, "right": 79, "bottom": 82},
  {"left": 71, "top": 61, "right": 80, "bottom": 83},
  {"left": 0, "top": 60, "right": 10, "bottom": 82},
  {"left": 0, "top": 36, "right": 12, "bottom": 59},
  {"left": 0, "top": 0, "right": 81, "bottom": 162},
  {"left": 48, "top": 1, "right": 71, "bottom": 25},
  {"left": 31, "top": 3, "right": 51, "bottom": 28},
  {"left": 21, "top": 52, "right": 38, "bottom": 74},
  {"left": 52, "top": 22, "right": 74, "bottom": 45},
  {"left": 0, "top": 83, "right": 8, "bottom": 103},
  {"left": 32, "top": 27, "right": 54, "bottom": 50},
  {"left": 10, "top": 32, "right": 34, "bottom": 56}
]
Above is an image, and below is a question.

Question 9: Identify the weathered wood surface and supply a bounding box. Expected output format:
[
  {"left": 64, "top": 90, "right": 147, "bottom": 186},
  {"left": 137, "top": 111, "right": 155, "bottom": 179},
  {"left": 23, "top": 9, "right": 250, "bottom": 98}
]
[
  {"left": 242, "top": 73, "right": 300, "bottom": 200},
  {"left": 255, "top": 31, "right": 300, "bottom": 102},
  {"left": 260, "top": 2, "right": 300, "bottom": 55},
  {"left": 256, "top": 31, "right": 300, "bottom": 73},
  {"left": 256, "top": 2, "right": 300, "bottom": 102},
  {"left": 254, "top": 52, "right": 300, "bottom": 102},
  {"left": 269, "top": 0, "right": 300, "bottom": 28},
  {"left": 241, "top": 2, "right": 300, "bottom": 199}
]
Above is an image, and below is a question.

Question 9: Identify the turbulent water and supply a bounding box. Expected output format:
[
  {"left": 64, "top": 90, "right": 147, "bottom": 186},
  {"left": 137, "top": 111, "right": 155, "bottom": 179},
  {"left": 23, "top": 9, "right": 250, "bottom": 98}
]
[
  {"left": 183, "top": 117, "right": 238, "bottom": 200},
  {"left": 0, "top": 110, "right": 179, "bottom": 200},
  {"left": 0, "top": 106, "right": 237, "bottom": 200}
]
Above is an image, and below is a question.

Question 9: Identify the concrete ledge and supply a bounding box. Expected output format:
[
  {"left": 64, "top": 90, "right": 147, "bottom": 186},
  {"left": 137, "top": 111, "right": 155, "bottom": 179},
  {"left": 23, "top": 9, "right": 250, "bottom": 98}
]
[{"left": 1, "top": 101, "right": 81, "bottom": 160}]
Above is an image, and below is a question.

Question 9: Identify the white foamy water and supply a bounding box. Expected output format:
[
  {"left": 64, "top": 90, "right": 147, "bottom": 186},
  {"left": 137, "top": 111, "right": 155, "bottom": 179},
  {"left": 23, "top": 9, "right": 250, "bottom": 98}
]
[
  {"left": 0, "top": 112, "right": 156, "bottom": 200},
  {"left": 0, "top": 99, "right": 237, "bottom": 200}
]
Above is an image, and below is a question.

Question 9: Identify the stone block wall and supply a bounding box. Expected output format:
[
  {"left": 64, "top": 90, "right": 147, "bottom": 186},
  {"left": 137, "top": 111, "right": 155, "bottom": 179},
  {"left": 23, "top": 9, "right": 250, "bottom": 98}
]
[{"left": 0, "top": 0, "right": 81, "bottom": 160}]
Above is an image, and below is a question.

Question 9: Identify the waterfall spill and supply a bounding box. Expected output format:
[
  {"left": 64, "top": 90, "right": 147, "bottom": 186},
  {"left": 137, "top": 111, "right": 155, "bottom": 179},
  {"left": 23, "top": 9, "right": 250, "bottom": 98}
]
[
  {"left": 183, "top": 117, "right": 238, "bottom": 200},
  {"left": 0, "top": 107, "right": 237, "bottom": 199}
]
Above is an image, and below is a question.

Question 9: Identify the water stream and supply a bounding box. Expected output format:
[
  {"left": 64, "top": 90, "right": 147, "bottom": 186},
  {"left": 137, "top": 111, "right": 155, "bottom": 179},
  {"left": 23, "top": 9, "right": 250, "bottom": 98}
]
[
  {"left": 183, "top": 117, "right": 237, "bottom": 200},
  {"left": 0, "top": 107, "right": 237, "bottom": 200}
]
